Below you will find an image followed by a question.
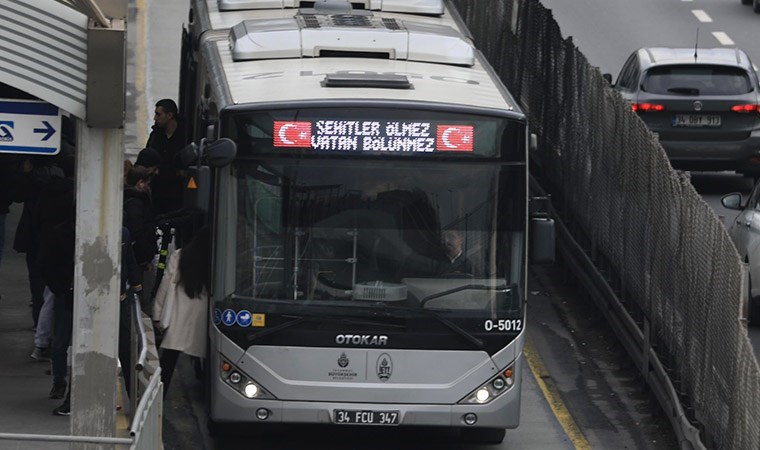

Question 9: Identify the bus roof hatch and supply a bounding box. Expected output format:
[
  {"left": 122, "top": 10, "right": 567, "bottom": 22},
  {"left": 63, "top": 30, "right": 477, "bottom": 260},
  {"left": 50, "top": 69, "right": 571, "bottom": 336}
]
[
  {"left": 229, "top": 13, "right": 474, "bottom": 66},
  {"left": 218, "top": 0, "right": 444, "bottom": 15}
]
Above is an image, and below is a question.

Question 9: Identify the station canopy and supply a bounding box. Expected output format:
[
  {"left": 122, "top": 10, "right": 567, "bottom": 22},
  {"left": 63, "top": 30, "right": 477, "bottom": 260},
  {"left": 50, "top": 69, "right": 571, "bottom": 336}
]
[{"left": 0, "top": 0, "right": 87, "bottom": 118}]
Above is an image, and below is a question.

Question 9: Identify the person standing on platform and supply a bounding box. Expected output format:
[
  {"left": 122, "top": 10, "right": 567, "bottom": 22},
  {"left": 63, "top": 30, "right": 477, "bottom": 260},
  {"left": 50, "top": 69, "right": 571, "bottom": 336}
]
[{"left": 145, "top": 99, "right": 188, "bottom": 215}]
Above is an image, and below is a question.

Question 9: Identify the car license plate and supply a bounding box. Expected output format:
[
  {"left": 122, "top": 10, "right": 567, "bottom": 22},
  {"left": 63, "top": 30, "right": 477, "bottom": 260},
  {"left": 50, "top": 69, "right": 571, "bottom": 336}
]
[
  {"left": 672, "top": 114, "right": 721, "bottom": 127},
  {"left": 334, "top": 409, "right": 400, "bottom": 425}
]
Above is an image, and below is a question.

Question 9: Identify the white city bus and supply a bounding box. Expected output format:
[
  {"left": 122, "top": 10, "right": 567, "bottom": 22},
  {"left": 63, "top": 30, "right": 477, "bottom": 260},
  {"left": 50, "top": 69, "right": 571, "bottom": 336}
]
[{"left": 179, "top": 0, "right": 554, "bottom": 443}]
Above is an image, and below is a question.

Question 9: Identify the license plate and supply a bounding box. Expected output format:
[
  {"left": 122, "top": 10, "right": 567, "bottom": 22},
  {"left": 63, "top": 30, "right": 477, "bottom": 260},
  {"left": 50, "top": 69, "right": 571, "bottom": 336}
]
[
  {"left": 334, "top": 409, "right": 400, "bottom": 425},
  {"left": 672, "top": 114, "right": 721, "bottom": 127}
]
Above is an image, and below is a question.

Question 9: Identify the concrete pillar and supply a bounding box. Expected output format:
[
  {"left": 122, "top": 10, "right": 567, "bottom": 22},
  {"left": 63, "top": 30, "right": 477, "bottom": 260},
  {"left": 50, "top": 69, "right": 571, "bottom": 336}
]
[{"left": 71, "top": 121, "right": 123, "bottom": 449}]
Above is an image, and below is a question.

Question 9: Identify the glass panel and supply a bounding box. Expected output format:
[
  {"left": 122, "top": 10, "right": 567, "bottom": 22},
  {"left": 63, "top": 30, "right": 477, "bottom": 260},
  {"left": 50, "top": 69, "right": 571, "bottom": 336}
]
[
  {"left": 643, "top": 65, "right": 752, "bottom": 95},
  {"left": 231, "top": 160, "right": 525, "bottom": 320}
]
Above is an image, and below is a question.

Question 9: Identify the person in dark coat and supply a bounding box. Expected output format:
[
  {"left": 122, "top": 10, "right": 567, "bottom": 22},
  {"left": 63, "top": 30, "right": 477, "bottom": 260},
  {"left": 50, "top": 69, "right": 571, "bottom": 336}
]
[
  {"left": 119, "top": 226, "right": 143, "bottom": 401},
  {"left": 0, "top": 155, "right": 21, "bottom": 270},
  {"left": 124, "top": 165, "right": 159, "bottom": 313},
  {"left": 124, "top": 166, "right": 157, "bottom": 267},
  {"left": 13, "top": 157, "right": 64, "bottom": 327},
  {"left": 35, "top": 154, "right": 76, "bottom": 404},
  {"left": 437, "top": 230, "right": 473, "bottom": 276},
  {"left": 145, "top": 99, "right": 189, "bottom": 214}
]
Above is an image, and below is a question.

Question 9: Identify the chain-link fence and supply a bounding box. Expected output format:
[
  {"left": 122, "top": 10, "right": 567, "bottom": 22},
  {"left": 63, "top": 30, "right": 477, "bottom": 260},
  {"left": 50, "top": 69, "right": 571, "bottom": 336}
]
[{"left": 450, "top": 0, "right": 760, "bottom": 448}]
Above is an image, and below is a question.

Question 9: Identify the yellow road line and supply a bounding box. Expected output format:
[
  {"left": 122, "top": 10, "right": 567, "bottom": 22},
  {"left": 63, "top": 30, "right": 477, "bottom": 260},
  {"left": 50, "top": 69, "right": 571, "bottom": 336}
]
[
  {"left": 135, "top": 0, "right": 148, "bottom": 149},
  {"left": 524, "top": 340, "right": 592, "bottom": 450}
]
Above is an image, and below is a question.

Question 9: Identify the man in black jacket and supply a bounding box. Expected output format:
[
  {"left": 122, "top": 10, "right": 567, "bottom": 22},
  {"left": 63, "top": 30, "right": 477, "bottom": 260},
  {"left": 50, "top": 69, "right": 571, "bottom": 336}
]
[
  {"left": 145, "top": 99, "right": 188, "bottom": 214},
  {"left": 35, "top": 154, "right": 76, "bottom": 404}
]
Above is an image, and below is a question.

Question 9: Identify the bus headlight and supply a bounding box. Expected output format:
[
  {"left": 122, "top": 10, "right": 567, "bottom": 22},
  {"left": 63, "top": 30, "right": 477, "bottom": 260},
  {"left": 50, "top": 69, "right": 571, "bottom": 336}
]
[
  {"left": 220, "top": 358, "right": 276, "bottom": 400},
  {"left": 244, "top": 383, "right": 259, "bottom": 398},
  {"left": 459, "top": 364, "right": 515, "bottom": 405}
]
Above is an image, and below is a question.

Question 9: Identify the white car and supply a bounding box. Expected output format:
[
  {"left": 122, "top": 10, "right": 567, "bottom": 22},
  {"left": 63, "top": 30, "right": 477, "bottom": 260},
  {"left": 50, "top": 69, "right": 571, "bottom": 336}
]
[{"left": 722, "top": 186, "right": 760, "bottom": 323}]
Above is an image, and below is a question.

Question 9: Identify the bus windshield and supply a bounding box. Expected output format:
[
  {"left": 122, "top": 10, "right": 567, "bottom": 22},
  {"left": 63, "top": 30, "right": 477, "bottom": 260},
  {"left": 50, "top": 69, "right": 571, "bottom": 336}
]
[{"left": 229, "top": 159, "right": 526, "bottom": 320}]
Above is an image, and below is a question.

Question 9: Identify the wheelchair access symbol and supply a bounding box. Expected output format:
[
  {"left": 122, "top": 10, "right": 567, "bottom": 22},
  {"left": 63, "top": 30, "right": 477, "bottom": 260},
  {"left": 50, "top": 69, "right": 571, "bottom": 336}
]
[
  {"left": 0, "top": 121, "right": 13, "bottom": 142},
  {"left": 213, "top": 308, "right": 222, "bottom": 325}
]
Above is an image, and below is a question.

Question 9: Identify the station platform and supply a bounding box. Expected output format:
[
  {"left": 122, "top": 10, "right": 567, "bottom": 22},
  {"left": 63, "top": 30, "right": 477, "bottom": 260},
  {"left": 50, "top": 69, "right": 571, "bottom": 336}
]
[{"left": 0, "top": 203, "right": 130, "bottom": 449}]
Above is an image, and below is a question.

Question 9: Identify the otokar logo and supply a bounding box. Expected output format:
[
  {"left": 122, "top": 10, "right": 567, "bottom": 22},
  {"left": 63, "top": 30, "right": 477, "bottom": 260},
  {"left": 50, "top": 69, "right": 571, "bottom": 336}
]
[{"left": 335, "top": 334, "right": 388, "bottom": 346}]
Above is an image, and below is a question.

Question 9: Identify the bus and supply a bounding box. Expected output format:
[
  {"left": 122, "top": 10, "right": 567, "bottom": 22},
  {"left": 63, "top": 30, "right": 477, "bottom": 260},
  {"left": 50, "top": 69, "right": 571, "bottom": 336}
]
[{"left": 178, "top": 0, "right": 554, "bottom": 443}]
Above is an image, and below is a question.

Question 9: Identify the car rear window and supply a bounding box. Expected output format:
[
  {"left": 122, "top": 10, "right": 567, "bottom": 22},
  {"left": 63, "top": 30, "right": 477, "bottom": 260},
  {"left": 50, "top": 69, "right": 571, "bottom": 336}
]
[{"left": 642, "top": 65, "right": 752, "bottom": 95}]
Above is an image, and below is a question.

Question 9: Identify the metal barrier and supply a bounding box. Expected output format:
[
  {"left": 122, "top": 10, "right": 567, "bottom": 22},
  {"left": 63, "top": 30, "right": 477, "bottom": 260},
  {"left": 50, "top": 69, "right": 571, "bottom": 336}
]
[
  {"left": 530, "top": 177, "right": 705, "bottom": 450},
  {"left": 0, "top": 294, "right": 163, "bottom": 449}
]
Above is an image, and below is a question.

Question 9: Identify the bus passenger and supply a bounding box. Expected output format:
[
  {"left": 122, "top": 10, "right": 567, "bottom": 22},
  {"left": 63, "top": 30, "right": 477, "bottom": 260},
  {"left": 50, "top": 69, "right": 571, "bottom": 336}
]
[{"left": 153, "top": 227, "right": 210, "bottom": 396}]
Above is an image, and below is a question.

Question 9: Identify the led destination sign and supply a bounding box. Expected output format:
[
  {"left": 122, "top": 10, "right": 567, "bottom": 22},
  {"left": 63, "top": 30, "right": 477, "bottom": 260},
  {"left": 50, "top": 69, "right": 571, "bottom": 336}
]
[{"left": 273, "top": 120, "right": 474, "bottom": 153}]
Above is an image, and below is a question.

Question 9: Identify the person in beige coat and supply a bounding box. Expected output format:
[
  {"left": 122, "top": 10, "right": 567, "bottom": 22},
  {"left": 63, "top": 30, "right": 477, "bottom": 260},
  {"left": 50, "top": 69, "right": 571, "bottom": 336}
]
[{"left": 153, "top": 227, "right": 210, "bottom": 395}]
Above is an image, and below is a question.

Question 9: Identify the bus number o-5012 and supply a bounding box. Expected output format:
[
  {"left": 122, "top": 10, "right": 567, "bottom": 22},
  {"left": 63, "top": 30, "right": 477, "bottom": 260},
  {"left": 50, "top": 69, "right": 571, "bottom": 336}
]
[{"left": 484, "top": 319, "right": 523, "bottom": 332}]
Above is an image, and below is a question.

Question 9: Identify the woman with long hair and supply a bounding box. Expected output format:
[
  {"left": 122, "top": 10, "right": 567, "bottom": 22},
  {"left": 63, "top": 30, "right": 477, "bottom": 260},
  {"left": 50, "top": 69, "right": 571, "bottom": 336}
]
[{"left": 153, "top": 226, "right": 210, "bottom": 395}]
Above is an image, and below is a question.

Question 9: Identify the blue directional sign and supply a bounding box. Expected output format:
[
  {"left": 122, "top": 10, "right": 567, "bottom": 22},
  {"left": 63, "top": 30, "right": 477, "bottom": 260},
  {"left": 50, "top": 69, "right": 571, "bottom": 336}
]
[
  {"left": 0, "top": 99, "right": 62, "bottom": 155},
  {"left": 213, "top": 308, "right": 222, "bottom": 325}
]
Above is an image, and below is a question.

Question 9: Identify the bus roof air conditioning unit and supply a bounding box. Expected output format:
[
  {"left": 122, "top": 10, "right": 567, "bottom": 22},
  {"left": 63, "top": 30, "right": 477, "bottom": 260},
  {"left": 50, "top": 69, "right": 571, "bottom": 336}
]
[
  {"left": 353, "top": 281, "right": 407, "bottom": 302},
  {"left": 218, "top": 0, "right": 444, "bottom": 15},
  {"left": 229, "top": 14, "right": 474, "bottom": 66}
]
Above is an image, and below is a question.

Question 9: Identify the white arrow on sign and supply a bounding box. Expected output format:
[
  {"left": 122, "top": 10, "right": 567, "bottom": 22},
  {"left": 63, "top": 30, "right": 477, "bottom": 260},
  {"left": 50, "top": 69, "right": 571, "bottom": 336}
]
[{"left": 0, "top": 99, "right": 62, "bottom": 155}]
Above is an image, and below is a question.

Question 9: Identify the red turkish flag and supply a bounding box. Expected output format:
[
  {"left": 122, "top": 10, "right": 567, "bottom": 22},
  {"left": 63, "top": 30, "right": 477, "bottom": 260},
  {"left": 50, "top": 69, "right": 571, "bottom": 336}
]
[
  {"left": 436, "top": 125, "right": 474, "bottom": 152},
  {"left": 273, "top": 121, "right": 312, "bottom": 148}
]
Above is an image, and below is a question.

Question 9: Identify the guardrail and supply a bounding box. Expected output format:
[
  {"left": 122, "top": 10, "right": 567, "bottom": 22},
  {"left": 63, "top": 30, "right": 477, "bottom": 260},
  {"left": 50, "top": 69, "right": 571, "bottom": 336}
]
[
  {"left": 0, "top": 294, "right": 163, "bottom": 449},
  {"left": 531, "top": 176, "right": 705, "bottom": 450}
]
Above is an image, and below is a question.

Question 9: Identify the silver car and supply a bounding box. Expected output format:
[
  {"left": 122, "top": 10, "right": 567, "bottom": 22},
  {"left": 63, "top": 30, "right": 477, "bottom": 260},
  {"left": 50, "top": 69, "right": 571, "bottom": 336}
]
[
  {"left": 607, "top": 47, "right": 760, "bottom": 176},
  {"left": 722, "top": 186, "right": 760, "bottom": 324}
]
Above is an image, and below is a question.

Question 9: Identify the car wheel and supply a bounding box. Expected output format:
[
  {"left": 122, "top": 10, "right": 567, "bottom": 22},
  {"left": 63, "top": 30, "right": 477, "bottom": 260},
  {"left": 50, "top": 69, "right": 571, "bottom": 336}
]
[
  {"left": 742, "top": 0, "right": 752, "bottom": 5},
  {"left": 754, "top": 0, "right": 760, "bottom": 13},
  {"left": 460, "top": 427, "right": 506, "bottom": 444}
]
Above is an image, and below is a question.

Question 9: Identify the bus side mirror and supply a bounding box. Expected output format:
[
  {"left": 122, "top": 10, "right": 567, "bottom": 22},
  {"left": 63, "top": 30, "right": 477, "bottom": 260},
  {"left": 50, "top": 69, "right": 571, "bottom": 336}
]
[
  {"left": 205, "top": 138, "right": 236, "bottom": 168},
  {"left": 177, "top": 142, "right": 199, "bottom": 168},
  {"left": 530, "top": 217, "right": 555, "bottom": 265},
  {"left": 529, "top": 196, "right": 555, "bottom": 265},
  {"left": 529, "top": 133, "right": 538, "bottom": 152}
]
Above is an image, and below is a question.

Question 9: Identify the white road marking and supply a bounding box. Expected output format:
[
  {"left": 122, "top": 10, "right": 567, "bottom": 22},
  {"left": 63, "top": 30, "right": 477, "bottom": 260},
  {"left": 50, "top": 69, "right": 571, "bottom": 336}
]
[
  {"left": 692, "top": 10, "right": 713, "bottom": 22},
  {"left": 681, "top": 0, "right": 693, "bottom": 2},
  {"left": 712, "top": 32, "right": 734, "bottom": 46}
]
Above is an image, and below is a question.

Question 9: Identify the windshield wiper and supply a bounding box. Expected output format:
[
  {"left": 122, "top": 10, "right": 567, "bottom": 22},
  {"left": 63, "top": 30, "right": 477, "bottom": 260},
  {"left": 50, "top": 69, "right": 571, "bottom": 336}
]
[
  {"left": 246, "top": 313, "right": 406, "bottom": 343},
  {"left": 419, "top": 284, "right": 509, "bottom": 307},
  {"left": 379, "top": 305, "right": 485, "bottom": 350}
]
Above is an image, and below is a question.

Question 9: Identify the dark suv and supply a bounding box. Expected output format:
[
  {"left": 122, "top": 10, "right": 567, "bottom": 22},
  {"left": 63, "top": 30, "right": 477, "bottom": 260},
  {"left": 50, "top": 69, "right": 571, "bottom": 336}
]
[{"left": 607, "top": 48, "right": 760, "bottom": 175}]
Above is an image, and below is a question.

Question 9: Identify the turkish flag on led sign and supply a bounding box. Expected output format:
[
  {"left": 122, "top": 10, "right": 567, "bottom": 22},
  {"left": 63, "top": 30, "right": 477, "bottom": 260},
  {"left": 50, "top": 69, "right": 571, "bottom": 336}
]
[
  {"left": 274, "top": 121, "right": 312, "bottom": 147},
  {"left": 436, "top": 125, "right": 474, "bottom": 152}
]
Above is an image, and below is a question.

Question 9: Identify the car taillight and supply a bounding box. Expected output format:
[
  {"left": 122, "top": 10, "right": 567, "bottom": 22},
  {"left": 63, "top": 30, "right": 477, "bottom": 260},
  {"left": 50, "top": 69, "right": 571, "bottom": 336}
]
[
  {"left": 730, "top": 104, "right": 760, "bottom": 113},
  {"left": 632, "top": 103, "right": 665, "bottom": 112}
]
